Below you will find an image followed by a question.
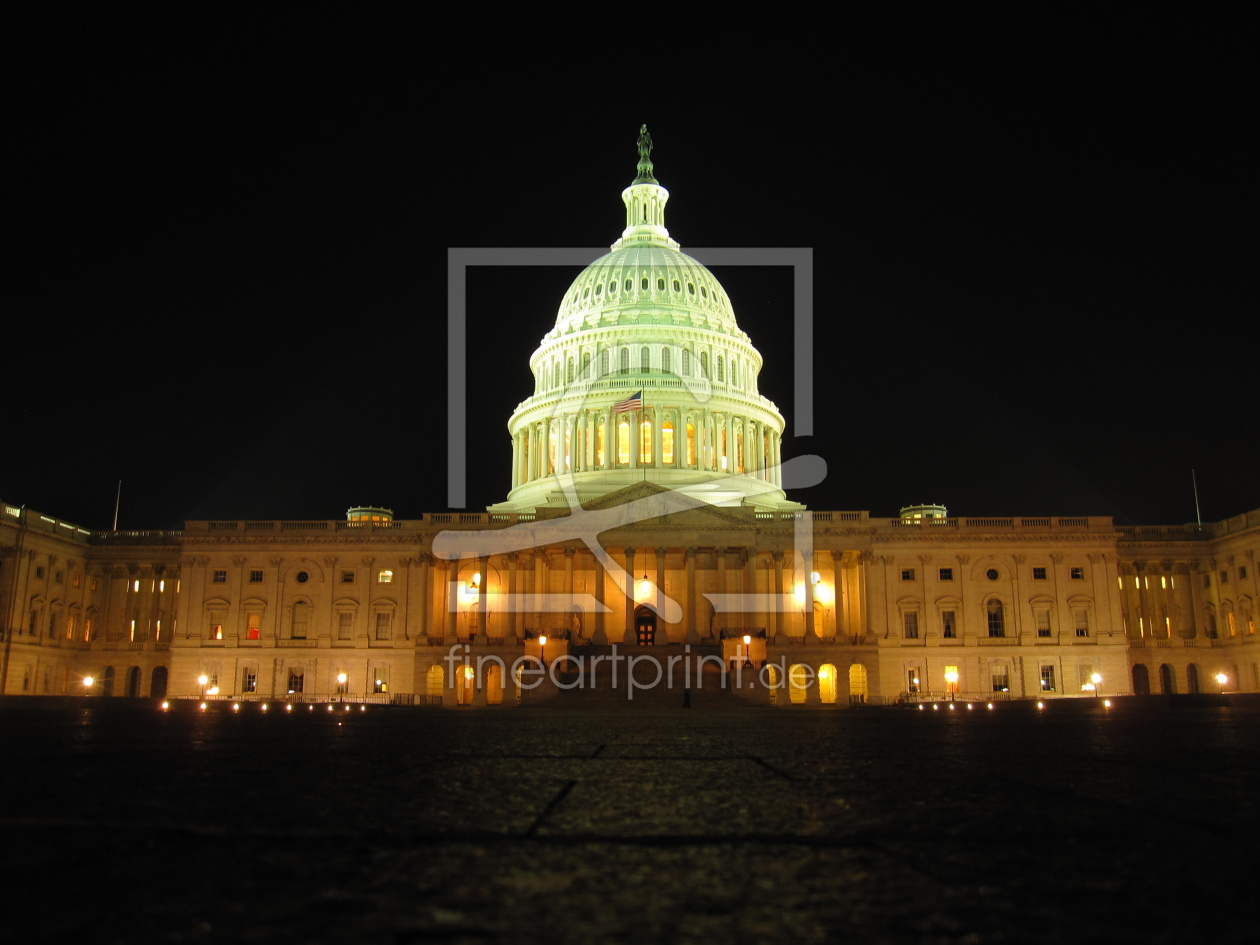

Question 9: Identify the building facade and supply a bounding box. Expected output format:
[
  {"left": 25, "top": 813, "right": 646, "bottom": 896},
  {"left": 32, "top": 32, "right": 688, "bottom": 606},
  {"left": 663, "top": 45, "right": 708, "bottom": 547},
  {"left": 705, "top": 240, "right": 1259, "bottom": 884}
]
[{"left": 3, "top": 132, "right": 1257, "bottom": 704}]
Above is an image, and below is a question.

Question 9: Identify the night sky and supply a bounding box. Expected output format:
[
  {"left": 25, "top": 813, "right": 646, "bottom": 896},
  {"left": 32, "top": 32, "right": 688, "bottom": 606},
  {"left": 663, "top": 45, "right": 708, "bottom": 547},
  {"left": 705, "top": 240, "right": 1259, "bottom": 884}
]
[{"left": 8, "top": 18, "right": 1255, "bottom": 531}]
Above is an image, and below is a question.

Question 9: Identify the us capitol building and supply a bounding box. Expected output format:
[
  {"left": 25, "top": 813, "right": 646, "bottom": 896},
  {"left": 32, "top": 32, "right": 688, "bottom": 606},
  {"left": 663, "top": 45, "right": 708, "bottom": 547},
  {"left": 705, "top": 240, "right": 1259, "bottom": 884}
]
[{"left": 3, "top": 131, "right": 1257, "bottom": 706}]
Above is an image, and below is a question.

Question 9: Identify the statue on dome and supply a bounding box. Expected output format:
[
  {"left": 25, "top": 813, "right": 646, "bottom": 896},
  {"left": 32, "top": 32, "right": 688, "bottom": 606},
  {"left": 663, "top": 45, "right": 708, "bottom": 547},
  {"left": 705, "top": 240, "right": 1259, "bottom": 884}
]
[{"left": 634, "top": 124, "right": 657, "bottom": 184}]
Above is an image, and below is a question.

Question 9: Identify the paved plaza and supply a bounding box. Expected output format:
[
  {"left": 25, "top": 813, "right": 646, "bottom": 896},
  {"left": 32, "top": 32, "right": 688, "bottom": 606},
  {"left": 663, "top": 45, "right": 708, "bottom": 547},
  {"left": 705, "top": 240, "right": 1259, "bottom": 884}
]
[{"left": 1, "top": 696, "right": 1256, "bottom": 944}]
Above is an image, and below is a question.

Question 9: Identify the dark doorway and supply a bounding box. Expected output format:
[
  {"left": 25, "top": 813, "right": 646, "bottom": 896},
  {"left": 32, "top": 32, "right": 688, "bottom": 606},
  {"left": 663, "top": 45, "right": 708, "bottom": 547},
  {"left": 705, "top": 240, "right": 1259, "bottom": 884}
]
[
  {"left": 100, "top": 666, "right": 115, "bottom": 697},
  {"left": 635, "top": 605, "right": 656, "bottom": 645},
  {"left": 125, "top": 666, "right": 141, "bottom": 697},
  {"left": 151, "top": 666, "right": 168, "bottom": 698},
  {"left": 1159, "top": 663, "right": 1176, "bottom": 694},
  {"left": 1132, "top": 664, "right": 1150, "bottom": 695}
]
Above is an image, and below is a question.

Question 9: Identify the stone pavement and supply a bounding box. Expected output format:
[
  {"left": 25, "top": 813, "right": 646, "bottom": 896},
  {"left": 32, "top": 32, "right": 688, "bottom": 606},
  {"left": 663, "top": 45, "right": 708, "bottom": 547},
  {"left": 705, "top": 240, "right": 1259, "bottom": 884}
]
[{"left": 0, "top": 696, "right": 1256, "bottom": 944}]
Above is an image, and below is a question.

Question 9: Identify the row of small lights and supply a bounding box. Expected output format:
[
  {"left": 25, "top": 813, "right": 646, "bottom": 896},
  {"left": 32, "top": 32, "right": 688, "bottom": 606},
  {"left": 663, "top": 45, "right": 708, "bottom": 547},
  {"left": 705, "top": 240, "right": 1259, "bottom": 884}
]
[{"left": 159, "top": 701, "right": 368, "bottom": 713}]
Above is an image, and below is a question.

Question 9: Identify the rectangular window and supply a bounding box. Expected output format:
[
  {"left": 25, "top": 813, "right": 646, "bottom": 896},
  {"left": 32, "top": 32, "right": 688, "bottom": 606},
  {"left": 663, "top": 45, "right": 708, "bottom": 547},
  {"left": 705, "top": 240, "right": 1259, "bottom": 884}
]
[
  {"left": 1240, "top": 566, "right": 1249, "bottom": 580},
  {"left": 1221, "top": 570, "right": 1229, "bottom": 585},
  {"left": 901, "top": 568, "right": 915, "bottom": 581},
  {"left": 1032, "top": 567, "right": 1047, "bottom": 580},
  {"left": 1074, "top": 609, "right": 1089, "bottom": 637},
  {"left": 341, "top": 570, "right": 355, "bottom": 584},
  {"left": 338, "top": 612, "right": 353, "bottom": 640},
  {"left": 375, "top": 613, "right": 393, "bottom": 640},
  {"left": 903, "top": 612, "right": 919, "bottom": 639},
  {"left": 210, "top": 623, "right": 223, "bottom": 640},
  {"left": 248, "top": 569, "right": 263, "bottom": 583},
  {"left": 212, "top": 570, "right": 227, "bottom": 584},
  {"left": 1078, "top": 664, "right": 1095, "bottom": 692},
  {"left": 373, "top": 669, "right": 388, "bottom": 694},
  {"left": 242, "top": 669, "right": 257, "bottom": 693},
  {"left": 246, "top": 613, "right": 261, "bottom": 640},
  {"left": 286, "top": 670, "right": 304, "bottom": 694},
  {"left": 36, "top": 566, "right": 45, "bottom": 580},
  {"left": 907, "top": 669, "right": 920, "bottom": 693},
  {"left": 1203, "top": 574, "right": 1211, "bottom": 588},
  {"left": 941, "top": 610, "right": 956, "bottom": 638},
  {"left": 73, "top": 573, "right": 81, "bottom": 588},
  {"left": 1036, "top": 609, "right": 1052, "bottom": 638},
  {"left": 938, "top": 568, "right": 953, "bottom": 581},
  {"left": 54, "top": 571, "right": 64, "bottom": 585},
  {"left": 90, "top": 578, "right": 98, "bottom": 592},
  {"left": 1039, "top": 665, "right": 1056, "bottom": 692},
  {"left": 991, "top": 665, "right": 1010, "bottom": 693},
  {"left": 1070, "top": 567, "right": 1085, "bottom": 580},
  {"left": 378, "top": 570, "right": 393, "bottom": 584}
]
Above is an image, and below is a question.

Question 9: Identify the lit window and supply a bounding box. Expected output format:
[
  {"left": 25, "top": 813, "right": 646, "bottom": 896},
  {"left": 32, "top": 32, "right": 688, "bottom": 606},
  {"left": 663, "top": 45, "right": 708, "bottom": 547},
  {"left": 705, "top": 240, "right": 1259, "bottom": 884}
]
[
  {"left": 685, "top": 423, "right": 695, "bottom": 465},
  {"left": 90, "top": 578, "right": 98, "bottom": 592},
  {"left": 242, "top": 669, "right": 257, "bottom": 693},
  {"left": 1032, "top": 567, "right": 1047, "bottom": 580},
  {"left": 246, "top": 613, "right": 261, "bottom": 640},
  {"left": 617, "top": 421, "right": 630, "bottom": 465},
  {"left": 901, "top": 569, "right": 916, "bottom": 581},
  {"left": 73, "top": 574, "right": 81, "bottom": 588},
  {"left": 378, "top": 570, "right": 393, "bottom": 584},
  {"left": 133, "top": 580, "right": 140, "bottom": 593},
  {"left": 249, "top": 569, "right": 263, "bottom": 583},
  {"left": 640, "top": 421, "right": 652, "bottom": 463},
  {"left": 596, "top": 422, "right": 606, "bottom": 466},
  {"left": 287, "top": 669, "right": 304, "bottom": 693},
  {"left": 662, "top": 421, "right": 675, "bottom": 464},
  {"left": 211, "top": 623, "right": 223, "bottom": 640},
  {"left": 938, "top": 568, "right": 953, "bottom": 581},
  {"left": 944, "top": 665, "right": 959, "bottom": 693},
  {"left": 212, "top": 570, "right": 227, "bottom": 584}
]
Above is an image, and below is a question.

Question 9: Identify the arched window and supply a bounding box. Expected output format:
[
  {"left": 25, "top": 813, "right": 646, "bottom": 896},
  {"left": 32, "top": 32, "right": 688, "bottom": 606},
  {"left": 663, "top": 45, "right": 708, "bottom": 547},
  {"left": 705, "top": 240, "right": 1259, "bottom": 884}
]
[
  {"left": 986, "top": 600, "right": 1005, "bottom": 637},
  {"left": 291, "top": 602, "right": 310, "bottom": 640},
  {"left": 640, "top": 420, "right": 653, "bottom": 463},
  {"left": 640, "top": 347, "right": 650, "bottom": 372},
  {"left": 731, "top": 359, "right": 738, "bottom": 387},
  {"left": 596, "top": 422, "right": 606, "bottom": 467},
  {"left": 672, "top": 279, "right": 680, "bottom": 292},
  {"left": 625, "top": 278, "right": 632, "bottom": 292},
  {"left": 566, "top": 357, "right": 574, "bottom": 384},
  {"left": 686, "top": 423, "right": 695, "bottom": 465},
  {"left": 641, "top": 277, "right": 648, "bottom": 290},
  {"left": 600, "top": 349, "right": 609, "bottom": 377},
  {"left": 661, "top": 347, "right": 671, "bottom": 374},
  {"left": 682, "top": 349, "right": 691, "bottom": 376},
  {"left": 717, "top": 356, "right": 724, "bottom": 382},
  {"left": 736, "top": 431, "right": 744, "bottom": 473},
  {"left": 554, "top": 361, "right": 562, "bottom": 388},
  {"left": 662, "top": 421, "right": 675, "bottom": 464},
  {"left": 616, "top": 421, "right": 630, "bottom": 464},
  {"left": 656, "top": 278, "right": 664, "bottom": 291},
  {"left": 548, "top": 428, "right": 557, "bottom": 474},
  {"left": 563, "top": 427, "right": 571, "bottom": 471},
  {"left": 701, "top": 351, "right": 709, "bottom": 378},
  {"left": 720, "top": 428, "right": 728, "bottom": 470},
  {"left": 620, "top": 348, "right": 630, "bottom": 374},
  {"left": 582, "top": 352, "right": 591, "bottom": 379}
]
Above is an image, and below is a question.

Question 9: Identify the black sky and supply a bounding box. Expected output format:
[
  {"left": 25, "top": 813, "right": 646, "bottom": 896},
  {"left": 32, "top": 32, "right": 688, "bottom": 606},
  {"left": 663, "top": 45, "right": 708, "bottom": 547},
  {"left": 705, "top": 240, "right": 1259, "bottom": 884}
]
[{"left": 8, "top": 16, "right": 1255, "bottom": 530}]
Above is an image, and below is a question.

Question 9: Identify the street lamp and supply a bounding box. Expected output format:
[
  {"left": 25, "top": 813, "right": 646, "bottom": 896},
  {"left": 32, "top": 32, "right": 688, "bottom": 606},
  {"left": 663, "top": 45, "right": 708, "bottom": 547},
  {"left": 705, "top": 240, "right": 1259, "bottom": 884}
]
[
  {"left": 538, "top": 634, "right": 547, "bottom": 669},
  {"left": 944, "top": 668, "right": 958, "bottom": 701},
  {"left": 82, "top": 676, "right": 93, "bottom": 696},
  {"left": 1086, "top": 672, "right": 1102, "bottom": 698},
  {"left": 1215, "top": 672, "right": 1228, "bottom": 692},
  {"left": 198, "top": 674, "right": 208, "bottom": 700},
  {"left": 742, "top": 633, "right": 753, "bottom": 670},
  {"left": 337, "top": 672, "right": 348, "bottom": 703}
]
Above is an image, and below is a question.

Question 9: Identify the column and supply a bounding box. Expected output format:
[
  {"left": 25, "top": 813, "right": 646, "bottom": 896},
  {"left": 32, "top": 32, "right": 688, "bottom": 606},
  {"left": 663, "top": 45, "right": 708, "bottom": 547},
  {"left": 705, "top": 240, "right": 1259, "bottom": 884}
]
[
  {"left": 716, "top": 549, "right": 728, "bottom": 638},
  {"left": 534, "top": 552, "right": 546, "bottom": 633},
  {"left": 476, "top": 555, "right": 488, "bottom": 641},
  {"left": 418, "top": 554, "right": 430, "bottom": 642},
  {"left": 686, "top": 548, "right": 698, "bottom": 642},
  {"left": 593, "top": 552, "right": 607, "bottom": 644},
  {"left": 772, "top": 551, "right": 785, "bottom": 641},
  {"left": 803, "top": 552, "right": 816, "bottom": 640},
  {"left": 564, "top": 547, "right": 575, "bottom": 638},
  {"left": 655, "top": 547, "right": 667, "bottom": 640},
  {"left": 444, "top": 559, "right": 458, "bottom": 645},
  {"left": 507, "top": 552, "right": 520, "bottom": 640},
  {"left": 624, "top": 547, "right": 636, "bottom": 642}
]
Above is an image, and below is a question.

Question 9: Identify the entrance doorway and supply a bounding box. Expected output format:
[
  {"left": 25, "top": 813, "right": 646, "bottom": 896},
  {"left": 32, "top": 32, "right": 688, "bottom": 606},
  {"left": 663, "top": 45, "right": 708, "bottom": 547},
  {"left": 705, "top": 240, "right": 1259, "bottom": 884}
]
[{"left": 635, "top": 606, "right": 656, "bottom": 645}]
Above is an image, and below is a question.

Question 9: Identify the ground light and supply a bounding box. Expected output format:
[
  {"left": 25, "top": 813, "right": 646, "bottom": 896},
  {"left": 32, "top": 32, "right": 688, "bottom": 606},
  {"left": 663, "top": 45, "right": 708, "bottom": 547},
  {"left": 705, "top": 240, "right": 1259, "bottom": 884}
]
[{"left": 1036, "top": 701, "right": 1045, "bottom": 709}]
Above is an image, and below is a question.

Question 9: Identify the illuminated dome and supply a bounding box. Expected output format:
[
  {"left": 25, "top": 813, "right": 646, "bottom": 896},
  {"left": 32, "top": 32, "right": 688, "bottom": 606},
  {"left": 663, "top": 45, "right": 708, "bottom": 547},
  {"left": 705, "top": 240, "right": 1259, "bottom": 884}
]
[{"left": 491, "top": 127, "right": 798, "bottom": 513}]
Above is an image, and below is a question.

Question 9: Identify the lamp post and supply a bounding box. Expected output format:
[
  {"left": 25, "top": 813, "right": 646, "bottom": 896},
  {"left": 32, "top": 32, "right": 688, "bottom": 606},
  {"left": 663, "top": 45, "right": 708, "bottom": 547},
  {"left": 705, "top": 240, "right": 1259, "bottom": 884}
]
[
  {"left": 742, "top": 633, "right": 753, "bottom": 671},
  {"left": 944, "top": 668, "right": 958, "bottom": 701},
  {"left": 82, "top": 675, "right": 94, "bottom": 697},
  {"left": 198, "top": 674, "right": 208, "bottom": 700},
  {"left": 538, "top": 634, "right": 547, "bottom": 669},
  {"left": 337, "top": 672, "right": 348, "bottom": 703},
  {"left": 1084, "top": 672, "right": 1102, "bottom": 698},
  {"left": 1215, "top": 672, "right": 1228, "bottom": 693}
]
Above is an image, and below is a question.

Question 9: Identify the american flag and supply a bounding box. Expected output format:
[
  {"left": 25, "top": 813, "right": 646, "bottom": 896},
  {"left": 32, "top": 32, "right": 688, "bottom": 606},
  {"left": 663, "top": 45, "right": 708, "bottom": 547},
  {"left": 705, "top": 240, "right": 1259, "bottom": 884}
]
[{"left": 613, "top": 391, "right": 643, "bottom": 412}]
